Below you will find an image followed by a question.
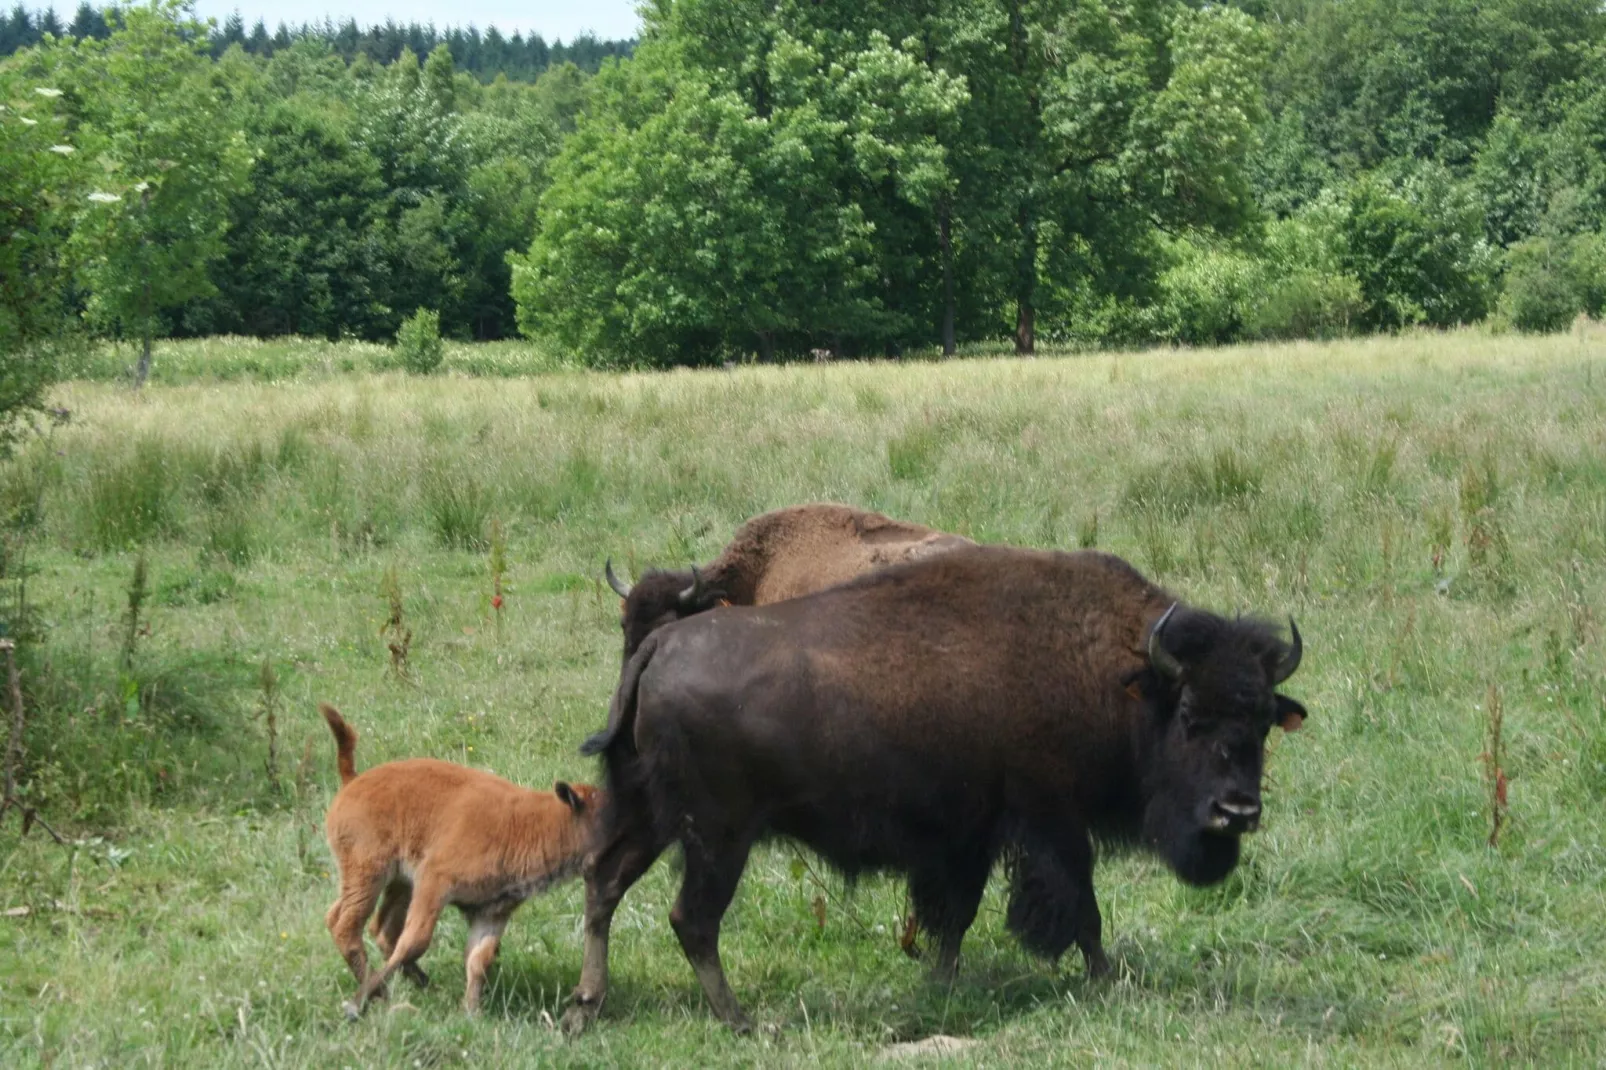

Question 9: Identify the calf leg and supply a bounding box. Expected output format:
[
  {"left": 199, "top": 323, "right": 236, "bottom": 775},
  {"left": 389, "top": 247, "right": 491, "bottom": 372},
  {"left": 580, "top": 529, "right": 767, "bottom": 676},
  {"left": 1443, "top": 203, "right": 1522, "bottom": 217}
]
[
  {"left": 910, "top": 847, "right": 991, "bottom": 985},
  {"left": 373, "top": 881, "right": 430, "bottom": 989},
  {"left": 462, "top": 907, "right": 514, "bottom": 1014},
  {"left": 669, "top": 835, "right": 754, "bottom": 1033},
  {"left": 561, "top": 811, "right": 666, "bottom": 1035},
  {"left": 326, "top": 860, "right": 387, "bottom": 996},
  {"left": 344, "top": 875, "right": 447, "bottom": 1019}
]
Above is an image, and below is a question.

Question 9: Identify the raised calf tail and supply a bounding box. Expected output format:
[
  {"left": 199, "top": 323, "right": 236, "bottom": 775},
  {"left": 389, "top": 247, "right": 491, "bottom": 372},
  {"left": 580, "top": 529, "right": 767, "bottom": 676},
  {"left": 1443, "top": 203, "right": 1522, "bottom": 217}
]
[
  {"left": 320, "top": 703, "right": 359, "bottom": 785},
  {"left": 580, "top": 632, "right": 660, "bottom": 757}
]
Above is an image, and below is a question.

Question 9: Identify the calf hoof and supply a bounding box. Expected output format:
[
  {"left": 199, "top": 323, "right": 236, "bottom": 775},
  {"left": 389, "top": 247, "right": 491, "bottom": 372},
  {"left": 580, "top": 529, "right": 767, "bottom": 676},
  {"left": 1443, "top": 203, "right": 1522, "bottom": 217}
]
[
  {"left": 341, "top": 1000, "right": 362, "bottom": 1022},
  {"left": 561, "top": 1001, "right": 598, "bottom": 1038},
  {"left": 403, "top": 963, "right": 431, "bottom": 989}
]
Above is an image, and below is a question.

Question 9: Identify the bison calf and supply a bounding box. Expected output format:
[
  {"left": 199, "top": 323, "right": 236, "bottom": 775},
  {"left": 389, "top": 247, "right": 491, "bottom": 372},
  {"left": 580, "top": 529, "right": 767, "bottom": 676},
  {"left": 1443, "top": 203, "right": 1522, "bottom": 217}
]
[{"left": 320, "top": 703, "right": 600, "bottom": 1018}]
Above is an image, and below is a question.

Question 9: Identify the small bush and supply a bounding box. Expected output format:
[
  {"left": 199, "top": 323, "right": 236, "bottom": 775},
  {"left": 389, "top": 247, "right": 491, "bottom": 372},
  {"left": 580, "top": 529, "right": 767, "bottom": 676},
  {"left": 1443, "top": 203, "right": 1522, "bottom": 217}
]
[
  {"left": 1339, "top": 168, "right": 1496, "bottom": 331},
  {"left": 423, "top": 469, "right": 489, "bottom": 550},
  {"left": 887, "top": 422, "right": 943, "bottom": 482},
  {"left": 82, "top": 437, "right": 176, "bottom": 551},
  {"left": 1125, "top": 447, "right": 1265, "bottom": 514},
  {"left": 1156, "top": 241, "right": 1259, "bottom": 346},
  {"left": 1500, "top": 231, "right": 1606, "bottom": 334},
  {"left": 395, "top": 308, "right": 445, "bottom": 375}
]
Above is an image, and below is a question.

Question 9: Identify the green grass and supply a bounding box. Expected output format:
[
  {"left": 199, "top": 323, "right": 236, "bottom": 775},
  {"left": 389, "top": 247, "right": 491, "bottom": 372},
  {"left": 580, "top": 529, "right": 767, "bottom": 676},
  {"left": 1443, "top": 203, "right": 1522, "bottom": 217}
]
[
  {"left": 68, "top": 335, "right": 581, "bottom": 385},
  {"left": 2, "top": 329, "right": 1605, "bottom": 1065}
]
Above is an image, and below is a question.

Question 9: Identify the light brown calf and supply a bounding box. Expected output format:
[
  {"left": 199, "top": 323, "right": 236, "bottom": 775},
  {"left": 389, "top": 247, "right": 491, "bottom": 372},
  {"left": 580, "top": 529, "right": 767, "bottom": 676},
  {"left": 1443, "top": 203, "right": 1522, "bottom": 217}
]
[{"left": 320, "top": 703, "right": 600, "bottom": 1018}]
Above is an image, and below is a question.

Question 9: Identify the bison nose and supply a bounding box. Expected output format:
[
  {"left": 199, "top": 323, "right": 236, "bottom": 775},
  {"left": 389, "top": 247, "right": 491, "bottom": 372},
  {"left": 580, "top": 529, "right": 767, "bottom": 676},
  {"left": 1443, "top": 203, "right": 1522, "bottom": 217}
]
[{"left": 1208, "top": 794, "right": 1262, "bottom": 834}]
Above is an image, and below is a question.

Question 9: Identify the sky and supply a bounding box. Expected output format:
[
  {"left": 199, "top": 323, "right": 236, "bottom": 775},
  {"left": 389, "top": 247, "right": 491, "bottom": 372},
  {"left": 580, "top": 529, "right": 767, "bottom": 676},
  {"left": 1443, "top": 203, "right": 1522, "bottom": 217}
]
[{"left": 187, "top": 1, "right": 643, "bottom": 42}]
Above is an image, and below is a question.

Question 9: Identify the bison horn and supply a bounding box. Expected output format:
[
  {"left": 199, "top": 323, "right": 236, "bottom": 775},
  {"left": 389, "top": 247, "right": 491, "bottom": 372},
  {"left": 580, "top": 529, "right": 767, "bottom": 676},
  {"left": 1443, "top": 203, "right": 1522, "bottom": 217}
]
[
  {"left": 1270, "top": 617, "right": 1303, "bottom": 685},
  {"left": 678, "top": 564, "right": 706, "bottom": 608},
  {"left": 1147, "top": 603, "right": 1185, "bottom": 679},
  {"left": 604, "top": 558, "right": 632, "bottom": 599}
]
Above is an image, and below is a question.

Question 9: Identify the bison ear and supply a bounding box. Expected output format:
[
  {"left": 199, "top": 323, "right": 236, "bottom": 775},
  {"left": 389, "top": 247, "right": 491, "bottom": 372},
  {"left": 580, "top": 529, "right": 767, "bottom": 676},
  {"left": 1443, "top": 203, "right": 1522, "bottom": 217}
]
[
  {"left": 1274, "top": 694, "right": 1308, "bottom": 733},
  {"left": 555, "top": 781, "right": 584, "bottom": 811},
  {"left": 1121, "top": 668, "right": 1178, "bottom": 710}
]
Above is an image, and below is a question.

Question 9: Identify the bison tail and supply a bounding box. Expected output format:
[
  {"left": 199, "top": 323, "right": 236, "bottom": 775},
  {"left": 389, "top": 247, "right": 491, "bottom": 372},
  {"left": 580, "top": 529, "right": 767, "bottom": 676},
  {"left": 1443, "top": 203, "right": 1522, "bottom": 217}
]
[
  {"left": 580, "top": 633, "right": 659, "bottom": 758},
  {"left": 320, "top": 702, "right": 359, "bottom": 786}
]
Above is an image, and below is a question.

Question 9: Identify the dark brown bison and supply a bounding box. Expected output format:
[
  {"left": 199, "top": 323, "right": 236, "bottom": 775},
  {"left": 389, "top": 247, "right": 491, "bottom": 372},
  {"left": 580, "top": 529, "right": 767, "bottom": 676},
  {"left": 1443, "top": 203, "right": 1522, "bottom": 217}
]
[
  {"left": 602, "top": 502, "right": 974, "bottom": 659},
  {"left": 562, "top": 546, "right": 1306, "bottom": 1034}
]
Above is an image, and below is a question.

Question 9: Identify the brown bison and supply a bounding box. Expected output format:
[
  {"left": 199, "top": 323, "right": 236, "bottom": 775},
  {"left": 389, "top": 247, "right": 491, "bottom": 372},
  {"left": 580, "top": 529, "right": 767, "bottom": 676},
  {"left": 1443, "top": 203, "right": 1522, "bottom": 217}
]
[
  {"left": 602, "top": 502, "right": 974, "bottom": 659},
  {"left": 563, "top": 546, "right": 1306, "bottom": 1034}
]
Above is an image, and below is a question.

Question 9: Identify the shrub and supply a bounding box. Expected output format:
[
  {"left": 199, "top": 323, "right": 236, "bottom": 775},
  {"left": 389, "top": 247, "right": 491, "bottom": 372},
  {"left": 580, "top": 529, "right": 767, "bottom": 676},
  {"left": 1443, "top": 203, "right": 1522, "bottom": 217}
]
[
  {"left": 1500, "top": 230, "right": 1606, "bottom": 333},
  {"left": 1339, "top": 167, "right": 1495, "bottom": 331},
  {"left": 395, "top": 308, "right": 445, "bottom": 375},
  {"left": 1156, "top": 241, "right": 1259, "bottom": 346},
  {"left": 1244, "top": 201, "right": 1364, "bottom": 339}
]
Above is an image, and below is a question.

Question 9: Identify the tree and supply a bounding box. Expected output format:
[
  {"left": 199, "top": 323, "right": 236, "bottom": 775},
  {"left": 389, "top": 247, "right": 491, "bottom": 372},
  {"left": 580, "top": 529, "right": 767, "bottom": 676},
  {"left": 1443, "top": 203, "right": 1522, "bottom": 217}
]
[
  {"left": 0, "top": 64, "right": 83, "bottom": 452},
  {"left": 57, "top": 0, "right": 249, "bottom": 385},
  {"left": 515, "top": 1, "right": 966, "bottom": 364}
]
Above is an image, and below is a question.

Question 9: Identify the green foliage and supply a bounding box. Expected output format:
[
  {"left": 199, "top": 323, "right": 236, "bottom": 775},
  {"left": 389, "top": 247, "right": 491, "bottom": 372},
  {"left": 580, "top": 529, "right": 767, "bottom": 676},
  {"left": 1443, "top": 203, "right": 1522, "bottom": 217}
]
[
  {"left": 1339, "top": 168, "right": 1496, "bottom": 330},
  {"left": 518, "top": 0, "right": 1269, "bottom": 362},
  {"left": 11, "top": 0, "right": 1606, "bottom": 360},
  {"left": 0, "top": 64, "right": 82, "bottom": 452},
  {"left": 395, "top": 307, "right": 445, "bottom": 374},
  {"left": 1500, "top": 230, "right": 1606, "bottom": 332},
  {"left": 44, "top": 0, "right": 251, "bottom": 384}
]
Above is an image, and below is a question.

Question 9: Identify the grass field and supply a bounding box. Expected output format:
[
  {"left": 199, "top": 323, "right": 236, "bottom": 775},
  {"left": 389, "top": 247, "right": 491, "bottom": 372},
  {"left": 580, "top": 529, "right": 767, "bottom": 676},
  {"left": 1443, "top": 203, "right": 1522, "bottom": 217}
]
[{"left": 1, "top": 329, "right": 1603, "bottom": 1066}]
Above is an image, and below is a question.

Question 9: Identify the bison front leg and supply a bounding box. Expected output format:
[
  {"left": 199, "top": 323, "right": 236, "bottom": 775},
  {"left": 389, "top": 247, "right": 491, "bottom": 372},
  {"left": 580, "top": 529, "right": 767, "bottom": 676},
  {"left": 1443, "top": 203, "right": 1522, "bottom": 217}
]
[
  {"left": 1073, "top": 869, "right": 1111, "bottom": 980},
  {"left": 910, "top": 848, "right": 991, "bottom": 985},
  {"left": 669, "top": 838, "right": 755, "bottom": 1033},
  {"left": 1004, "top": 826, "right": 1111, "bottom": 980}
]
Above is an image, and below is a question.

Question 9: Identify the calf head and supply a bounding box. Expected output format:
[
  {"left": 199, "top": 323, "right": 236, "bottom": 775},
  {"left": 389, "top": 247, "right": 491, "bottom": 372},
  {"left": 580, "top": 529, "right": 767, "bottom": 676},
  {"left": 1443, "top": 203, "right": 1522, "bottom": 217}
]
[
  {"left": 604, "top": 560, "right": 729, "bottom": 657},
  {"left": 1131, "top": 603, "right": 1307, "bottom": 886}
]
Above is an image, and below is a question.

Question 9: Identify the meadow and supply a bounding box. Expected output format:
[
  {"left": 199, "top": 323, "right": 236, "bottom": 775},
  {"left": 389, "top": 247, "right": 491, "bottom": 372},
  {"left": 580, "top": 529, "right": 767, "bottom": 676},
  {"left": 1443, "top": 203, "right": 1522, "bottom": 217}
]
[{"left": 0, "top": 328, "right": 1603, "bottom": 1066}]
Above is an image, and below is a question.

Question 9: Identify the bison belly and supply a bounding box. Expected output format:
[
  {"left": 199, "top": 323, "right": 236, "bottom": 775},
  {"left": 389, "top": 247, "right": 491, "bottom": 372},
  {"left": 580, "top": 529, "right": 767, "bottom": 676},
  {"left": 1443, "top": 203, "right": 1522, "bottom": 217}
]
[{"left": 634, "top": 651, "right": 1003, "bottom": 880}]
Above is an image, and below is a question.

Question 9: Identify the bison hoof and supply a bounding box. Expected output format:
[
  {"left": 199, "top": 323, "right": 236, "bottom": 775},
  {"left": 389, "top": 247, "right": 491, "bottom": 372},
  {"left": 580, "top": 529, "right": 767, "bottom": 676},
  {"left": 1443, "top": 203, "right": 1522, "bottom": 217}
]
[{"left": 1084, "top": 951, "right": 1113, "bottom": 981}]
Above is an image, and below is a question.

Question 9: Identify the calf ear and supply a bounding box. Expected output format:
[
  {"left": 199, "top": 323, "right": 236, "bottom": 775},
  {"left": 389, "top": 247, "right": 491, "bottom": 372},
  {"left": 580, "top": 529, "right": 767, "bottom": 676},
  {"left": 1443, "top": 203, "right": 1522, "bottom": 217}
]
[
  {"left": 555, "top": 781, "right": 584, "bottom": 811},
  {"left": 1274, "top": 694, "right": 1308, "bottom": 733}
]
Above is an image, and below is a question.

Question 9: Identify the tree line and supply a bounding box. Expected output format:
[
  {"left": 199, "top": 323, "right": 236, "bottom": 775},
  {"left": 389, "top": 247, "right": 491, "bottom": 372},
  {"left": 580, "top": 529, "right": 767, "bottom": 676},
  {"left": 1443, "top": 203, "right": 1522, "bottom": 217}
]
[
  {"left": 4, "top": 0, "right": 1606, "bottom": 396},
  {"left": 1, "top": 4, "right": 633, "bottom": 81}
]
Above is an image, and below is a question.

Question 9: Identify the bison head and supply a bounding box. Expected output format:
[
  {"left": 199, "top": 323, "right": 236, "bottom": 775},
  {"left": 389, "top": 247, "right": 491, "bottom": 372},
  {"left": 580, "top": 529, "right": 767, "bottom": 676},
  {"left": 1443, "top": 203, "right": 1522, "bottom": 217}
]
[
  {"left": 605, "top": 559, "right": 730, "bottom": 658},
  {"left": 1131, "top": 603, "right": 1306, "bottom": 887}
]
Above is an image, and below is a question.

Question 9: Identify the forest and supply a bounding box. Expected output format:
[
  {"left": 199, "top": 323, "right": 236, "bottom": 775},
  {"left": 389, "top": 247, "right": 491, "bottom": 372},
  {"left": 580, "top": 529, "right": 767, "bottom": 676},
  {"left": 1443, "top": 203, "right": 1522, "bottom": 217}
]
[{"left": 4, "top": 0, "right": 1606, "bottom": 373}]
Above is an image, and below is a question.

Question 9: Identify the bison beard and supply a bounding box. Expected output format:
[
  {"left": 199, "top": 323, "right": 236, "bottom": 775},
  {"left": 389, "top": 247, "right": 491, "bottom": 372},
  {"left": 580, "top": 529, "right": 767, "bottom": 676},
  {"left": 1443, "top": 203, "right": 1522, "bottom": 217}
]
[{"left": 563, "top": 546, "right": 1306, "bottom": 1035}]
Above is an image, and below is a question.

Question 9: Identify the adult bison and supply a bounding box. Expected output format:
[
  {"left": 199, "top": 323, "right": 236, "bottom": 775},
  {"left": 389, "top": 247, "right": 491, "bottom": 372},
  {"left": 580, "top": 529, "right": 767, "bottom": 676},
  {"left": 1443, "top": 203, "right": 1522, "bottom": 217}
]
[
  {"left": 602, "top": 502, "right": 974, "bottom": 659},
  {"left": 563, "top": 546, "right": 1307, "bottom": 1034}
]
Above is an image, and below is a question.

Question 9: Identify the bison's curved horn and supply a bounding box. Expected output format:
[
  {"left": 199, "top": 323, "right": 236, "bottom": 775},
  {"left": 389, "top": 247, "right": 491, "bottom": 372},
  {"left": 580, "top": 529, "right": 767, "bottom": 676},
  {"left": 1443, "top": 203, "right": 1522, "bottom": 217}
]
[
  {"left": 1148, "top": 603, "right": 1184, "bottom": 680},
  {"left": 678, "top": 564, "right": 706, "bottom": 608},
  {"left": 1270, "top": 617, "right": 1303, "bottom": 685},
  {"left": 604, "top": 558, "right": 632, "bottom": 599}
]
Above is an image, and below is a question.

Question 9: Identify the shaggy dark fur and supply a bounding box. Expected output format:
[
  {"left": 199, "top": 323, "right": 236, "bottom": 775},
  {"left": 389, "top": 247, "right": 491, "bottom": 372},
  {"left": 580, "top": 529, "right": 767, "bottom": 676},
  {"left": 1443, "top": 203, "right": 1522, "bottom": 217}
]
[{"left": 567, "top": 546, "right": 1308, "bottom": 1033}]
